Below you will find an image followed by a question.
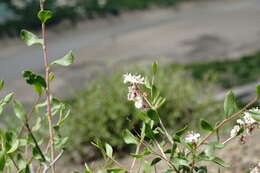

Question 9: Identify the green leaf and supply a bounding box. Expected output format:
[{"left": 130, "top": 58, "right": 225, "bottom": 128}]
[
  {"left": 5, "top": 132, "right": 19, "bottom": 154},
  {"left": 0, "top": 80, "right": 4, "bottom": 91},
  {"left": 145, "top": 123, "right": 155, "bottom": 139},
  {"left": 256, "top": 84, "right": 260, "bottom": 98},
  {"left": 151, "top": 85, "right": 159, "bottom": 101},
  {"left": 38, "top": 10, "right": 52, "bottom": 23},
  {"left": 170, "top": 143, "right": 177, "bottom": 159},
  {"left": 51, "top": 50, "right": 74, "bottom": 66},
  {"left": 105, "top": 143, "right": 113, "bottom": 158},
  {"left": 3, "top": 93, "right": 14, "bottom": 104},
  {"left": 154, "top": 97, "right": 166, "bottom": 109},
  {"left": 171, "top": 158, "right": 189, "bottom": 167},
  {"left": 20, "top": 29, "right": 43, "bottom": 46},
  {"left": 175, "top": 126, "right": 188, "bottom": 137},
  {"left": 32, "top": 117, "right": 41, "bottom": 132},
  {"left": 32, "top": 146, "right": 44, "bottom": 161},
  {"left": 17, "top": 154, "right": 27, "bottom": 170},
  {"left": 13, "top": 100, "right": 26, "bottom": 121},
  {"left": 151, "top": 157, "right": 161, "bottom": 166},
  {"left": 22, "top": 71, "right": 46, "bottom": 88},
  {"left": 131, "top": 150, "right": 151, "bottom": 158},
  {"left": 0, "top": 106, "right": 3, "bottom": 115},
  {"left": 248, "top": 110, "right": 260, "bottom": 121},
  {"left": 107, "top": 168, "right": 123, "bottom": 173},
  {"left": 224, "top": 91, "right": 238, "bottom": 118},
  {"left": 144, "top": 77, "right": 152, "bottom": 89},
  {"left": 146, "top": 109, "right": 159, "bottom": 123},
  {"left": 142, "top": 161, "right": 151, "bottom": 173},
  {"left": 152, "top": 61, "right": 158, "bottom": 75},
  {"left": 56, "top": 109, "right": 71, "bottom": 126},
  {"left": 210, "top": 157, "right": 229, "bottom": 167},
  {"left": 84, "top": 163, "right": 92, "bottom": 173},
  {"left": 122, "top": 129, "right": 138, "bottom": 145},
  {"left": 18, "top": 165, "right": 30, "bottom": 173},
  {"left": 0, "top": 150, "right": 5, "bottom": 171},
  {"left": 200, "top": 119, "right": 214, "bottom": 132},
  {"left": 49, "top": 72, "right": 55, "bottom": 82}
]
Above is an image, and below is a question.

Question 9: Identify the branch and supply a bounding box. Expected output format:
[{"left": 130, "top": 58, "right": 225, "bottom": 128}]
[
  {"left": 42, "top": 149, "right": 65, "bottom": 173},
  {"left": 197, "top": 97, "right": 258, "bottom": 147},
  {"left": 39, "top": 0, "right": 55, "bottom": 172}
]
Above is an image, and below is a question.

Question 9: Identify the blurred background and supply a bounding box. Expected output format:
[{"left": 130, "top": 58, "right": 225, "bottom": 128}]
[{"left": 0, "top": 0, "right": 259, "bottom": 172}]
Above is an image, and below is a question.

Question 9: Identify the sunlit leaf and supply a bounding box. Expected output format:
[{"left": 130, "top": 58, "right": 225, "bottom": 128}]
[
  {"left": 224, "top": 91, "right": 238, "bottom": 118},
  {"left": 38, "top": 10, "right": 52, "bottom": 23},
  {"left": 51, "top": 50, "right": 74, "bottom": 66},
  {"left": 20, "top": 29, "right": 43, "bottom": 46},
  {"left": 122, "top": 129, "right": 138, "bottom": 145}
]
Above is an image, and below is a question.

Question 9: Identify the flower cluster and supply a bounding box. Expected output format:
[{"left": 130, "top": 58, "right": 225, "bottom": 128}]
[
  {"left": 123, "top": 73, "right": 148, "bottom": 110},
  {"left": 250, "top": 162, "right": 260, "bottom": 173},
  {"left": 185, "top": 131, "right": 201, "bottom": 143},
  {"left": 230, "top": 107, "right": 259, "bottom": 144}
]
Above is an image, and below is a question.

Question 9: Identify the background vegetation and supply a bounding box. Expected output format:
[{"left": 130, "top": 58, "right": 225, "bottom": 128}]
[
  {"left": 64, "top": 65, "right": 223, "bottom": 161},
  {"left": 0, "top": 0, "right": 185, "bottom": 37}
]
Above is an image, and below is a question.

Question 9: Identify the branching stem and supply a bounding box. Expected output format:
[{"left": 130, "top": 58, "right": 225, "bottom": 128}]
[{"left": 39, "top": 0, "right": 55, "bottom": 172}]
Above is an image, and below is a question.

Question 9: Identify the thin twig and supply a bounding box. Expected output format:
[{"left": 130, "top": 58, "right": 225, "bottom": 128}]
[
  {"left": 197, "top": 97, "right": 258, "bottom": 148},
  {"left": 42, "top": 149, "right": 65, "bottom": 173},
  {"left": 39, "top": 0, "right": 55, "bottom": 172},
  {"left": 25, "top": 122, "right": 46, "bottom": 162},
  {"left": 130, "top": 139, "right": 143, "bottom": 173},
  {"left": 18, "top": 94, "right": 41, "bottom": 137}
]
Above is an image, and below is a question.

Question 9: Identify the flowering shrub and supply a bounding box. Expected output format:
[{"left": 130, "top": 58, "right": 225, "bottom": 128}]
[
  {"left": 81, "top": 62, "right": 260, "bottom": 173},
  {"left": 0, "top": 0, "right": 259, "bottom": 172}
]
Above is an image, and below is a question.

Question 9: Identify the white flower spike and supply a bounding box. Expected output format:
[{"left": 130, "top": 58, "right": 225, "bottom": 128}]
[{"left": 123, "top": 73, "right": 144, "bottom": 84}]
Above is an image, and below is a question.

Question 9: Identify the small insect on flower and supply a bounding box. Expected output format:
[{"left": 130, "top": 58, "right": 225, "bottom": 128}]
[
  {"left": 185, "top": 131, "right": 200, "bottom": 143},
  {"left": 123, "top": 73, "right": 144, "bottom": 85}
]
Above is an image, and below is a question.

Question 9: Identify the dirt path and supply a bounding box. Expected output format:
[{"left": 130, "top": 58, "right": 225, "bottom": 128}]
[{"left": 1, "top": 0, "right": 260, "bottom": 102}]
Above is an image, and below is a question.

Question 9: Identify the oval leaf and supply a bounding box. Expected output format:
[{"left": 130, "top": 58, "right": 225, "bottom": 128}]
[
  {"left": 38, "top": 10, "right": 52, "bottom": 23},
  {"left": 224, "top": 91, "right": 238, "bottom": 118},
  {"left": 20, "top": 30, "right": 43, "bottom": 46},
  {"left": 51, "top": 50, "right": 74, "bottom": 66},
  {"left": 122, "top": 129, "right": 138, "bottom": 145},
  {"left": 200, "top": 119, "right": 214, "bottom": 132},
  {"left": 13, "top": 100, "right": 26, "bottom": 121},
  {"left": 105, "top": 143, "right": 113, "bottom": 158},
  {"left": 146, "top": 109, "right": 159, "bottom": 123}
]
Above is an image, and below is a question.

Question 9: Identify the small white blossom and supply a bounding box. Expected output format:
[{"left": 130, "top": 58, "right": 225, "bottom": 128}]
[
  {"left": 123, "top": 73, "right": 144, "bottom": 84},
  {"left": 236, "top": 119, "right": 245, "bottom": 125},
  {"left": 230, "top": 125, "right": 240, "bottom": 138},
  {"left": 243, "top": 112, "right": 256, "bottom": 125},
  {"left": 134, "top": 96, "right": 143, "bottom": 109},
  {"left": 185, "top": 131, "right": 200, "bottom": 143},
  {"left": 250, "top": 163, "right": 260, "bottom": 173}
]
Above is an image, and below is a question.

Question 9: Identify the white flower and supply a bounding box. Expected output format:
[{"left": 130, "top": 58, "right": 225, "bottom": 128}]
[
  {"left": 251, "top": 164, "right": 260, "bottom": 173},
  {"left": 185, "top": 131, "right": 200, "bottom": 143},
  {"left": 123, "top": 73, "right": 144, "bottom": 84},
  {"left": 134, "top": 96, "right": 143, "bottom": 109},
  {"left": 230, "top": 125, "right": 240, "bottom": 138},
  {"left": 236, "top": 119, "right": 245, "bottom": 125},
  {"left": 243, "top": 112, "right": 256, "bottom": 125}
]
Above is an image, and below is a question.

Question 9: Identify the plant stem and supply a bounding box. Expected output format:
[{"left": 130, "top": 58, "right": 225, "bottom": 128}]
[
  {"left": 39, "top": 0, "right": 55, "bottom": 172},
  {"left": 130, "top": 139, "right": 143, "bottom": 173},
  {"left": 197, "top": 97, "right": 258, "bottom": 147},
  {"left": 25, "top": 122, "right": 46, "bottom": 162}
]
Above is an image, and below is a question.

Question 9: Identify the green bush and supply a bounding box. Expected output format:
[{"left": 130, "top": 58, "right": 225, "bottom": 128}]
[
  {"left": 186, "top": 52, "right": 260, "bottom": 88},
  {"left": 64, "top": 64, "right": 222, "bottom": 160},
  {"left": 0, "top": 0, "right": 184, "bottom": 37}
]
